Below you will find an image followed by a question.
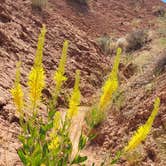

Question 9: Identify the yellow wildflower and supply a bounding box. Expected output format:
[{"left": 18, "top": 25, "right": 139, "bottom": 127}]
[
  {"left": 40, "top": 164, "right": 46, "bottom": 166},
  {"left": 48, "top": 136, "right": 59, "bottom": 151},
  {"left": 49, "top": 112, "right": 61, "bottom": 151},
  {"left": 99, "top": 48, "right": 122, "bottom": 111},
  {"left": 28, "top": 25, "right": 46, "bottom": 111},
  {"left": 54, "top": 40, "right": 68, "bottom": 97},
  {"left": 34, "top": 25, "right": 47, "bottom": 68},
  {"left": 49, "top": 111, "right": 61, "bottom": 138},
  {"left": 66, "top": 70, "right": 81, "bottom": 119},
  {"left": 124, "top": 97, "right": 160, "bottom": 152},
  {"left": 28, "top": 67, "right": 45, "bottom": 109},
  {"left": 11, "top": 62, "right": 24, "bottom": 116}
]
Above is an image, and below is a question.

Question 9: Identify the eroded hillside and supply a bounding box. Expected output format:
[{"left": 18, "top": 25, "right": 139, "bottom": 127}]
[{"left": 0, "top": 0, "right": 166, "bottom": 165}]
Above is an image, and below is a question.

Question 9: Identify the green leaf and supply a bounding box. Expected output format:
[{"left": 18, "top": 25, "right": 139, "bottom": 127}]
[
  {"left": 43, "top": 143, "right": 49, "bottom": 157},
  {"left": 71, "top": 155, "right": 88, "bottom": 164},
  {"left": 18, "top": 135, "right": 25, "bottom": 144},
  {"left": 39, "top": 126, "right": 47, "bottom": 140},
  {"left": 45, "top": 122, "right": 53, "bottom": 131},
  {"left": 32, "top": 143, "right": 42, "bottom": 158},
  {"left": 48, "top": 109, "right": 56, "bottom": 119},
  {"left": 88, "top": 133, "right": 97, "bottom": 141},
  {"left": 27, "top": 136, "right": 33, "bottom": 148},
  {"left": 17, "top": 149, "right": 27, "bottom": 165},
  {"left": 110, "top": 151, "right": 122, "bottom": 165},
  {"left": 78, "top": 134, "right": 87, "bottom": 150},
  {"left": 31, "top": 153, "right": 42, "bottom": 166}
]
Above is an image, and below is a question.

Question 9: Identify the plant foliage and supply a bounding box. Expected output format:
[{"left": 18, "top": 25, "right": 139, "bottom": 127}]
[{"left": 11, "top": 25, "right": 88, "bottom": 166}]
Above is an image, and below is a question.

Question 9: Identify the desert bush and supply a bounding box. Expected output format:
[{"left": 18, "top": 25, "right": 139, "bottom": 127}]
[
  {"left": 32, "top": 0, "right": 47, "bottom": 9},
  {"left": 116, "top": 37, "right": 128, "bottom": 52},
  {"left": 97, "top": 35, "right": 129, "bottom": 55},
  {"left": 96, "top": 34, "right": 113, "bottom": 55},
  {"left": 153, "top": 6, "right": 166, "bottom": 17},
  {"left": 126, "top": 30, "right": 148, "bottom": 52}
]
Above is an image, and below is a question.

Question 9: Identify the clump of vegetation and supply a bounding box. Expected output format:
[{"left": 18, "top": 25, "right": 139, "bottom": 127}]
[
  {"left": 11, "top": 25, "right": 160, "bottom": 166},
  {"left": 11, "top": 25, "right": 88, "bottom": 165},
  {"left": 153, "top": 6, "right": 166, "bottom": 17},
  {"left": 96, "top": 34, "right": 113, "bottom": 55},
  {"left": 31, "top": 0, "right": 47, "bottom": 9},
  {"left": 86, "top": 48, "right": 121, "bottom": 128},
  {"left": 110, "top": 97, "right": 160, "bottom": 165},
  {"left": 126, "top": 30, "right": 148, "bottom": 52}
]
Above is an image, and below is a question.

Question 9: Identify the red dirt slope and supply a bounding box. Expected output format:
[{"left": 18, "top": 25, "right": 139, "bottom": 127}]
[{"left": 0, "top": 0, "right": 165, "bottom": 165}]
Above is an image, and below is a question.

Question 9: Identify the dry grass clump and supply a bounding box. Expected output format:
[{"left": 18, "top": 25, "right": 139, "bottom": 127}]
[
  {"left": 126, "top": 30, "right": 148, "bottom": 52},
  {"left": 31, "top": 0, "right": 47, "bottom": 9},
  {"left": 97, "top": 30, "right": 150, "bottom": 55},
  {"left": 96, "top": 34, "right": 113, "bottom": 55},
  {"left": 153, "top": 6, "right": 166, "bottom": 17}
]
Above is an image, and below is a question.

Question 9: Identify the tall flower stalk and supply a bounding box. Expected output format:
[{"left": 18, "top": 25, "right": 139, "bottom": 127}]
[
  {"left": 28, "top": 25, "right": 46, "bottom": 114},
  {"left": 66, "top": 70, "right": 81, "bottom": 120},
  {"left": 52, "top": 40, "right": 68, "bottom": 106},
  {"left": 124, "top": 97, "right": 160, "bottom": 152},
  {"left": 99, "top": 47, "right": 121, "bottom": 111},
  {"left": 110, "top": 97, "right": 160, "bottom": 165},
  {"left": 11, "top": 62, "right": 24, "bottom": 117}
]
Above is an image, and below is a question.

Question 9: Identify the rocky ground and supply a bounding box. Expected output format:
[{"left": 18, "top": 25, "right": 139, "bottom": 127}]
[{"left": 0, "top": 0, "right": 166, "bottom": 165}]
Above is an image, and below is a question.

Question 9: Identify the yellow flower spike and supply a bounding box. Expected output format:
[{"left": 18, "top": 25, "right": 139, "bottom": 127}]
[
  {"left": 54, "top": 40, "right": 68, "bottom": 98},
  {"left": 28, "top": 67, "right": 45, "bottom": 109},
  {"left": 48, "top": 112, "right": 61, "bottom": 151},
  {"left": 48, "top": 136, "right": 59, "bottom": 151},
  {"left": 34, "top": 24, "right": 47, "bottom": 68},
  {"left": 11, "top": 62, "right": 24, "bottom": 116},
  {"left": 40, "top": 164, "right": 46, "bottom": 166},
  {"left": 124, "top": 97, "right": 160, "bottom": 153},
  {"left": 99, "top": 48, "right": 122, "bottom": 111},
  {"left": 66, "top": 70, "right": 81, "bottom": 119},
  {"left": 53, "top": 111, "right": 61, "bottom": 132},
  {"left": 28, "top": 25, "right": 46, "bottom": 112}
]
